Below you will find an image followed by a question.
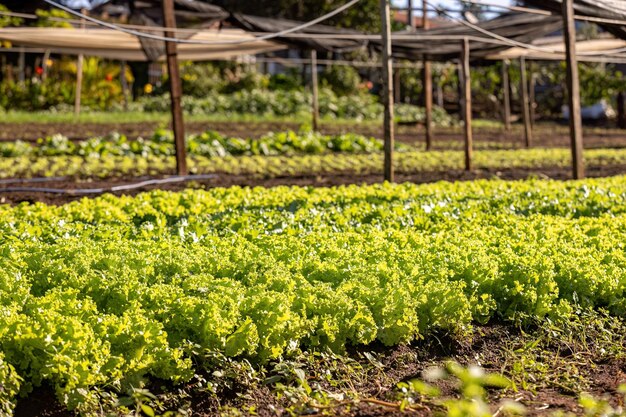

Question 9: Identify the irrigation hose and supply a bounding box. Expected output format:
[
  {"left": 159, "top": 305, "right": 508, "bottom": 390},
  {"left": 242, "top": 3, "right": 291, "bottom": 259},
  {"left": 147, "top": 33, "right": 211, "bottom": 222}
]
[{"left": 0, "top": 174, "right": 218, "bottom": 195}]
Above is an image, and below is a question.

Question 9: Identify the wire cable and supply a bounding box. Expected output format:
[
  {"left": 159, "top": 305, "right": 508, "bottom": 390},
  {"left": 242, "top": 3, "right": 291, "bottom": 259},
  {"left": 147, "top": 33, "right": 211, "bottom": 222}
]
[
  {"left": 429, "top": 2, "right": 626, "bottom": 56},
  {"left": 42, "top": 0, "right": 361, "bottom": 46},
  {"left": 459, "top": 0, "right": 626, "bottom": 27}
]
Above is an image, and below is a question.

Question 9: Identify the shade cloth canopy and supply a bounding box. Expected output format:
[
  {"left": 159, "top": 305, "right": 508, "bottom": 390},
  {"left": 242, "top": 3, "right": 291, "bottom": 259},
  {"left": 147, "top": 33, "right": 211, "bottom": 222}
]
[
  {"left": 227, "top": 14, "right": 367, "bottom": 53},
  {"left": 523, "top": 0, "right": 626, "bottom": 41},
  {"left": 0, "top": 27, "right": 285, "bottom": 61},
  {"left": 372, "top": 13, "right": 563, "bottom": 61},
  {"left": 486, "top": 35, "right": 626, "bottom": 63}
]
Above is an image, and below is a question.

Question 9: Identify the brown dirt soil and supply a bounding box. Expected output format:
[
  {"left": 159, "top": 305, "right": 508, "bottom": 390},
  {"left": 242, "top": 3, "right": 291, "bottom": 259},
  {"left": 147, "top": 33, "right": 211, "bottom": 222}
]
[
  {"left": 1, "top": 120, "right": 626, "bottom": 150},
  {"left": 12, "top": 325, "right": 626, "bottom": 417},
  {"left": 2, "top": 164, "right": 625, "bottom": 206}
]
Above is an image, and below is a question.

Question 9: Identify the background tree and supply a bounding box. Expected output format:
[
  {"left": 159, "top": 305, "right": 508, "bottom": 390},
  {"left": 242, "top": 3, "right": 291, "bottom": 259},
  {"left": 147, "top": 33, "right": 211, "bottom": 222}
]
[{"left": 211, "top": 0, "right": 382, "bottom": 32}]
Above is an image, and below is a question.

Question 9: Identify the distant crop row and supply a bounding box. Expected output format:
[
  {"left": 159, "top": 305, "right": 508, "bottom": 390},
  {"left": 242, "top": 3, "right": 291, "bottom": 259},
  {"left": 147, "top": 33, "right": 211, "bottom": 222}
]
[
  {"left": 0, "top": 129, "right": 388, "bottom": 158},
  {"left": 1, "top": 147, "right": 626, "bottom": 179},
  {"left": 1, "top": 177, "right": 626, "bottom": 413}
]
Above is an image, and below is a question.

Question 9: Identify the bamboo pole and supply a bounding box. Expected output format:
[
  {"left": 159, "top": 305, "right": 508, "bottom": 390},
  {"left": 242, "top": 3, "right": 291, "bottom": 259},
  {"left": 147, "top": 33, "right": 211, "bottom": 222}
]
[
  {"left": 380, "top": 0, "right": 395, "bottom": 182},
  {"left": 519, "top": 56, "right": 532, "bottom": 147},
  {"left": 310, "top": 49, "right": 320, "bottom": 131},
  {"left": 562, "top": 0, "right": 584, "bottom": 179},
  {"left": 162, "top": 0, "right": 188, "bottom": 176},
  {"left": 502, "top": 60, "right": 511, "bottom": 131},
  {"left": 461, "top": 38, "right": 472, "bottom": 171}
]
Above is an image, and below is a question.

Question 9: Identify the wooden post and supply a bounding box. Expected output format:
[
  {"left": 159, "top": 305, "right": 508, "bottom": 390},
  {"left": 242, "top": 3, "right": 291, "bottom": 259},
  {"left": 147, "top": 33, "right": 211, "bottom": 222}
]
[
  {"left": 42, "top": 50, "right": 51, "bottom": 81},
  {"left": 502, "top": 60, "right": 511, "bottom": 131},
  {"left": 18, "top": 48, "right": 25, "bottom": 84},
  {"left": 75, "top": 12, "right": 86, "bottom": 115},
  {"left": 75, "top": 58, "right": 84, "bottom": 115},
  {"left": 562, "top": 0, "right": 584, "bottom": 179},
  {"left": 380, "top": 0, "right": 395, "bottom": 182},
  {"left": 423, "top": 0, "right": 433, "bottom": 151},
  {"left": 0, "top": 54, "right": 5, "bottom": 82},
  {"left": 310, "top": 49, "right": 320, "bottom": 131},
  {"left": 519, "top": 56, "right": 532, "bottom": 147},
  {"left": 461, "top": 38, "right": 472, "bottom": 171},
  {"left": 162, "top": 0, "right": 188, "bottom": 176},
  {"left": 436, "top": 82, "right": 443, "bottom": 108},
  {"left": 529, "top": 62, "right": 537, "bottom": 128},
  {"left": 120, "top": 60, "right": 129, "bottom": 111},
  {"left": 618, "top": 91, "right": 626, "bottom": 129},
  {"left": 394, "top": 70, "right": 401, "bottom": 103},
  {"left": 408, "top": 0, "right": 414, "bottom": 29}
]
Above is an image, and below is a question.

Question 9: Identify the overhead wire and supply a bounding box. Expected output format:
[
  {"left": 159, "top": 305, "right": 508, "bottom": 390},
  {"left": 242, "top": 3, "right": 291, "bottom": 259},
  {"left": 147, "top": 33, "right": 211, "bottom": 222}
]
[
  {"left": 459, "top": 0, "right": 626, "bottom": 27},
  {"left": 427, "top": 2, "right": 626, "bottom": 56},
  {"left": 5, "top": 0, "right": 626, "bottom": 58},
  {"left": 41, "top": 0, "right": 362, "bottom": 45}
]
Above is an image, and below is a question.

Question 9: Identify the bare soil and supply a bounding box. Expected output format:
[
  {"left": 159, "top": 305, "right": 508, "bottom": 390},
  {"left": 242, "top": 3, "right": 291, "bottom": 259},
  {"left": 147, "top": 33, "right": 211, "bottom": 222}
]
[
  {"left": 2, "top": 164, "right": 625, "bottom": 206},
  {"left": 1, "top": 120, "right": 626, "bottom": 150},
  {"left": 13, "top": 325, "right": 626, "bottom": 417}
]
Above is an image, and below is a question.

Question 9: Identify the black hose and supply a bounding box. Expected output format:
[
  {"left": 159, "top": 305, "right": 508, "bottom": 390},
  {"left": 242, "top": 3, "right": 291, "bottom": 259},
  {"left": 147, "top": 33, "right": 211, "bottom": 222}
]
[{"left": 0, "top": 175, "right": 219, "bottom": 195}]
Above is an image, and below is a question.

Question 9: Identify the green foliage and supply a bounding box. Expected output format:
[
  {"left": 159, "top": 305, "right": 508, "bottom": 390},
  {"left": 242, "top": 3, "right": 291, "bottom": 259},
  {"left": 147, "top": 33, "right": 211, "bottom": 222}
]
[
  {"left": 0, "top": 5, "right": 23, "bottom": 28},
  {"left": 211, "top": 0, "right": 381, "bottom": 32},
  {"left": 1, "top": 145, "right": 625, "bottom": 180},
  {"left": 0, "top": 128, "right": 390, "bottom": 159},
  {"left": 1, "top": 177, "right": 626, "bottom": 411},
  {"left": 0, "top": 79, "right": 74, "bottom": 112},
  {"left": 268, "top": 69, "right": 303, "bottom": 91},
  {"left": 320, "top": 65, "right": 361, "bottom": 96},
  {"left": 0, "top": 57, "right": 128, "bottom": 112},
  {"left": 33, "top": 9, "right": 73, "bottom": 28},
  {"left": 137, "top": 89, "right": 453, "bottom": 123},
  {"left": 0, "top": 353, "right": 21, "bottom": 416},
  {"left": 179, "top": 62, "right": 224, "bottom": 96}
]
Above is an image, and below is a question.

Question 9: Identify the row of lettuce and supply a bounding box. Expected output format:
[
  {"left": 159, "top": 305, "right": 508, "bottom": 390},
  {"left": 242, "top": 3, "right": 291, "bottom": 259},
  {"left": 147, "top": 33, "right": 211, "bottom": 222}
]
[
  {"left": 1, "top": 177, "right": 626, "bottom": 413},
  {"left": 1, "top": 147, "right": 626, "bottom": 180},
  {"left": 0, "top": 129, "right": 389, "bottom": 158}
]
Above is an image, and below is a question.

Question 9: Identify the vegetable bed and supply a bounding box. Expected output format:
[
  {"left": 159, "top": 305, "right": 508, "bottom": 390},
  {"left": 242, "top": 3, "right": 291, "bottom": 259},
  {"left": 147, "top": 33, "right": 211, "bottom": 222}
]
[{"left": 1, "top": 177, "right": 626, "bottom": 413}]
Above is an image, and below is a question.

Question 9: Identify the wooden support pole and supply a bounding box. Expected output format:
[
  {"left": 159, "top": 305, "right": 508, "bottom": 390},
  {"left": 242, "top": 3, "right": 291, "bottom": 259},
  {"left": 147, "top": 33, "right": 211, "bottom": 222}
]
[
  {"left": 394, "top": 70, "right": 401, "bottom": 103},
  {"left": 562, "top": 0, "right": 584, "bottom": 179},
  {"left": 502, "top": 60, "right": 511, "bottom": 131},
  {"left": 0, "top": 54, "right": 5, "bottom": 82},
  {"left": 75, "top": 13, "right": 86, "bottom": 115},
  {"left": 618, "top": 91, "right": 626, "bottom": 129},
  {"left": 519, "top": 56, "right": 532, "bottom": 147},
  {"left": 310, "top": 49, "right": 320, "bottom": 131},
  {"left": 461, "top": 38, "right": 472, "bottom": 171},
  {"left": 423, "top": 0, "right": 433, "bottom": 151},
  {"left": 380, "top": 0, "right": 395, "bottom": 182},
  {"left": 408, "top": 0, "right": 414, "bottom": 29},
  {"left": 436, "top": 82, "right": 443, "bottom": 108},
  {"left": 18, "top": 48, "right": 25, "bottom": 84},
  {"left": 162, "top": 0, "right": 188, "bottom": 176},
  {"left": 42, "top": 50, "right": 51, "bottom": 81},
  {"left": 74, "top": 57, "right": 84, "bottom": 115},
  {"left": 529, "top": 62, "right": 536, "bottom": 128},
  {"left": 120, "top": 60, "right": 129, "bottom": 111}
]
